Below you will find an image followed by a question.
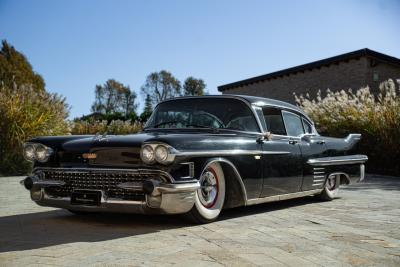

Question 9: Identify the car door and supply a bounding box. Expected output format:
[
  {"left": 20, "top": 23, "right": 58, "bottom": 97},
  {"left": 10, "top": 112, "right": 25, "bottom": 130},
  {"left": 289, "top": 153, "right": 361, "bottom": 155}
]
[
  {"left": 260, "top": 108, "right": 303, "bottom": 197},
  {"left": 298, "top": 117, "right": 328, "bottom": 191}
]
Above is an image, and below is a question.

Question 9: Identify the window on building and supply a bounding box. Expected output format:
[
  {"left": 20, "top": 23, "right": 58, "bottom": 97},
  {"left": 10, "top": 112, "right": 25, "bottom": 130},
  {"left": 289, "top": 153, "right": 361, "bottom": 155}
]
[{"left": 373, "top": 72, "right": 379, "bottom": 82}]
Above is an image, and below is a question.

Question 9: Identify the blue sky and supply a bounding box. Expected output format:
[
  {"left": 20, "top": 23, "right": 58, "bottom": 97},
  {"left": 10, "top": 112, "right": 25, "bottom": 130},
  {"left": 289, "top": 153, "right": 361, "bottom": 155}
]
[{"left": 1, "top": 0, "right": 399, "bottom": 118}]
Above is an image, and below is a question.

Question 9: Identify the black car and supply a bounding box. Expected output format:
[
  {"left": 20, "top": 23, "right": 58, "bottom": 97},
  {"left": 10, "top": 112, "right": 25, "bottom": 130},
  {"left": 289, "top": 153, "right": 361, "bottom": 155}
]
[{"left": 21, "top": 95, "right": 367, "bottom": 223}]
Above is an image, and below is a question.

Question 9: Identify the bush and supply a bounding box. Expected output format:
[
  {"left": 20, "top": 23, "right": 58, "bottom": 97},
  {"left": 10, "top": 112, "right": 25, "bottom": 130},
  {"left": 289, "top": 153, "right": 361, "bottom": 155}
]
[
  {"left": 70, "top": 120, "right": 143, "bottom": 135},
  {"left": 295, "top": 79, "right": 400, "bottom": 176},
  {"left": 0, "top": 84, "right": 70, "bottom": 175}
]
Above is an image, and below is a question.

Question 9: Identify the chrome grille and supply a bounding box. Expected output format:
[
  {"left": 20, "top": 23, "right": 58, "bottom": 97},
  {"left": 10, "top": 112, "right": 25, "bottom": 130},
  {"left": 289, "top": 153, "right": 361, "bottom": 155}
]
[{"left": 38, "top": 168, "right": 170, "bottom": 201}]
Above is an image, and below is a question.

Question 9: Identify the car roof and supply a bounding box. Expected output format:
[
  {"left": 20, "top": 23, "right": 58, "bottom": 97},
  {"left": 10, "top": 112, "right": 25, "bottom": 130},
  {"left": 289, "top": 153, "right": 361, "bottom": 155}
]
[{"left": 159, "top": 95, "right": 310, "bottom": 120}]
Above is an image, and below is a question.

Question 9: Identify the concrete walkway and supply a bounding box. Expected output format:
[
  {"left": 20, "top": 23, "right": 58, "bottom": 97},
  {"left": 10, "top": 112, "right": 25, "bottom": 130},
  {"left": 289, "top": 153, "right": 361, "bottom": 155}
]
[{"left": 0, "top": 175, "right": 399, "bottom": 266}]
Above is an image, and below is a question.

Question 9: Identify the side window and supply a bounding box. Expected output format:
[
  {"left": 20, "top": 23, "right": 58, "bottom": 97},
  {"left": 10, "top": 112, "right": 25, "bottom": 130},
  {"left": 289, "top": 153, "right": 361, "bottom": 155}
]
[
  {"left": 262, "top": 108, "right": 286, "bottom": 135},
  {"left": 282, "top": 111, "right": 305, "bottom": 136},
  {"left": 302, "top": 118, "right": 313, "bottom": 134}
]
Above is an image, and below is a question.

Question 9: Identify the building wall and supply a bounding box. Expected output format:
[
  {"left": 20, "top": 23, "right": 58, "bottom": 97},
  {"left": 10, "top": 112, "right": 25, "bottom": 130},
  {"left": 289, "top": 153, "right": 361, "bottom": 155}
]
[
  {"left": 365, "top": 59, "right": 400, "bottom": 95},
  {"left": 222, "top": 57, "right": 371, "bottom": 104}
]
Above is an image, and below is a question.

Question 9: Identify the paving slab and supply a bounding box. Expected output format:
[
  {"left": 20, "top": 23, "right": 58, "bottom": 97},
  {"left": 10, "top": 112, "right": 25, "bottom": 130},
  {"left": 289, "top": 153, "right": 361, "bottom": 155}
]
[{"left": 0, "top": 175, "right": 399, "bottom": 266}]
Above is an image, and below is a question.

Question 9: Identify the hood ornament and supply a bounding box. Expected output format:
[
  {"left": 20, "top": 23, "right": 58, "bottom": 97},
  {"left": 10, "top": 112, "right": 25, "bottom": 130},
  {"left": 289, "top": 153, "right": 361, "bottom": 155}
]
[{"left": 93, "top": 132, "right": 109, "bottom": 142}]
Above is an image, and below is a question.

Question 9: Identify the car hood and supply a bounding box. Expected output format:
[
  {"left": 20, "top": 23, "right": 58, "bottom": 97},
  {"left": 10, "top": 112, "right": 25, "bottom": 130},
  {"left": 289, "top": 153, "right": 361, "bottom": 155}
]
[
  {"left": 59, "top": 133, "right": 156, "bottom": 167},
  {"left": 29, "top": 131, "right": 257, "bottom": 168}
]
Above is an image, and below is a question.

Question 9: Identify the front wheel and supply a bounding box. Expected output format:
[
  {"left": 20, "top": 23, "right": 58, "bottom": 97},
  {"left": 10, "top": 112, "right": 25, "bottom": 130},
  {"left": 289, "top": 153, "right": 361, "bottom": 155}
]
[
  {"left": 318, "top": 175, "right": 339, "bottom": 201},
  {"left": 185, "top": 162, "right": 225, "bottom": 223}
]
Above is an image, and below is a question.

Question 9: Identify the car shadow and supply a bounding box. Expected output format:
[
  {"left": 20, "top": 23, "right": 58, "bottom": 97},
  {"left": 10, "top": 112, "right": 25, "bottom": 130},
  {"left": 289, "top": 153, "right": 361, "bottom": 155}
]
[{"left": 0, "top": 196, "right": 318, "bottom": 253}]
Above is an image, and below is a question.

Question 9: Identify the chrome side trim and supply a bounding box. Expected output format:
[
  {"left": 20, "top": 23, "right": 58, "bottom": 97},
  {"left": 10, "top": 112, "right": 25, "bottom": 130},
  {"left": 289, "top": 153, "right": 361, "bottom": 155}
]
[
  {"left": 345, "top": 133, "right": 361, "bottom": 143},
  {"left": 307, "top": 154, "right": 368, "bottom": 166},
  {"left": 176, "top": 150, "right": 290, "bottom": 157},
  {"left": 246, "top": 189, "right": 322, "bottom": 206}
]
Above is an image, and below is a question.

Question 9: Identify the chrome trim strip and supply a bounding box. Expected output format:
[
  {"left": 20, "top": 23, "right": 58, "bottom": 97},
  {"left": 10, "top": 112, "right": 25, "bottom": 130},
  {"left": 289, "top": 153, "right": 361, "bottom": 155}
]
[
  {"left": 312, "top": 183, "right": 324, "bottom": 186},
  {"left": 345, "top": 133, "right": 361, "bottom": 143},
  {"left": 34, "top": 180, "right": 65, "bottom": 187},
  {"left": 116, "top": 182, "right": 143, "bottom": 191},
  {"left": 176, "top": 150, "right": 290, "bottom": 157},
  {"left": 307, "top": 155, "right": 368, "bottom": 166},
  {"left": 246, "top": 189, "right": 322, "bottom": 206}
]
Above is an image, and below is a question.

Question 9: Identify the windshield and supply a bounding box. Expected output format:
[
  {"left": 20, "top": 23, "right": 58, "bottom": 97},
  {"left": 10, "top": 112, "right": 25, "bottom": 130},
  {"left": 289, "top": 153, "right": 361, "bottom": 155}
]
[{"left": 145, "top": 98, "right": 260, "bottom": 132}]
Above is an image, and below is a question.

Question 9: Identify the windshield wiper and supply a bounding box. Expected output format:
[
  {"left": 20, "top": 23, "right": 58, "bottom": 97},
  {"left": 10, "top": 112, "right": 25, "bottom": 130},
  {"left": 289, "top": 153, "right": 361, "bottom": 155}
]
[{"left": 185, "top": 124, "right": 220, "bottom": 132}]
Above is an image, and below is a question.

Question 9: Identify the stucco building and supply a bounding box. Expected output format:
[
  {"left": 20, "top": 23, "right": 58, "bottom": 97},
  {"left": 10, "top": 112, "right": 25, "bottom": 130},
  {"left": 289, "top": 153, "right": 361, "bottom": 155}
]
[{"left": 218, "top": 49, "right": 400, "bottom": 103}]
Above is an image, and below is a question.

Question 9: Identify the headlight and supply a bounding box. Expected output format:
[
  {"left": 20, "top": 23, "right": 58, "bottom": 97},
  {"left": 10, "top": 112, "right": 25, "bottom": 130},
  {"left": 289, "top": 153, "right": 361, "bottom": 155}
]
[
  {"left": 140, "top": 144, "right": 155, "bottom": 164},
  {"left": 155, "top": 145, "right": 169, "bottom": 163},
  {"left": 23, "top": 143, "right": 53, "bottom": 163},
  {"left": 140, "top": 143, "right": 176, "bottom": 165},
  {"left": 23, "top": 144, "right": 36, "bottom": 162},
  {"left": 35, "top": 144, "right": 53, "bottom": 162}
]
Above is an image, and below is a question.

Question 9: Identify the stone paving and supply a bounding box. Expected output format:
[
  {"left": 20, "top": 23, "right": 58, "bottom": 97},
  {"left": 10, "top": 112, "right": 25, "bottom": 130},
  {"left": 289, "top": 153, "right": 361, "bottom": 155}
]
[{"left": 0, "top": 175, "right": 399, "bottom": 267}]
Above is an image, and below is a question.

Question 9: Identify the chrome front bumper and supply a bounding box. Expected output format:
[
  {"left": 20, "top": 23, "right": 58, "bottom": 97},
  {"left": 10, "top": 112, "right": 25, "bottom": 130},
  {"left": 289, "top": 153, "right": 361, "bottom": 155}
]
[{"left": 21, "top": 174, "right": 200, "bottom": 215}]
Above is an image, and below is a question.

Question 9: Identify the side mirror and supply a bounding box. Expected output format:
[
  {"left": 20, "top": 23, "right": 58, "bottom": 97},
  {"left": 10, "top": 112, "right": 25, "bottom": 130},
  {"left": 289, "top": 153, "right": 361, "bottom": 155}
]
[{"left": 257, "top": 132, "right": 272, "bottom": 143}]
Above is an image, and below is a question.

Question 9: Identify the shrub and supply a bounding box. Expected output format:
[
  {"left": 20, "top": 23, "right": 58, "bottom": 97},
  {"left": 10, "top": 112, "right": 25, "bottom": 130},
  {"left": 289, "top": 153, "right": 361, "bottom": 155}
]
[
  {"left": 295, "top": 79, "right": 400, "bottom": 175},
  {"left": 0, "top": 84, "right": 70, "bottom": 175},
  {"left": 70, "top": 120, "right": 143, "bottom": 135}
]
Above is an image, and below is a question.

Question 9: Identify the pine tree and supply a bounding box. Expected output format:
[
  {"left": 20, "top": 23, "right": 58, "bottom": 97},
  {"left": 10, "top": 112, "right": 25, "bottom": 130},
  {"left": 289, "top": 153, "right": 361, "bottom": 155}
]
[{"left": 140, "top": 94, "right": 153, "bottom": 122}]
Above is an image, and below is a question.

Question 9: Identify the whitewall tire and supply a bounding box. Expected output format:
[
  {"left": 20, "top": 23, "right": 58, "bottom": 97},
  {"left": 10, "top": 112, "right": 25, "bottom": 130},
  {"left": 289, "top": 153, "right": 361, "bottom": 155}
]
[
  {"left": 186, "top": 162, "right": 225, "bottom": 223},
  {"left": 319, "top": 175, "right": 339, "bottom": 201}
]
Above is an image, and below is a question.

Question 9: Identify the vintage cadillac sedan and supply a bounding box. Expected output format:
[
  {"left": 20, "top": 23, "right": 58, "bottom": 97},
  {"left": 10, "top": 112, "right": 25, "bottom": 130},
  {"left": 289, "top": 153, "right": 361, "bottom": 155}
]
[{"left": 21, "top": 95, "right": 368, "bottom": 223}]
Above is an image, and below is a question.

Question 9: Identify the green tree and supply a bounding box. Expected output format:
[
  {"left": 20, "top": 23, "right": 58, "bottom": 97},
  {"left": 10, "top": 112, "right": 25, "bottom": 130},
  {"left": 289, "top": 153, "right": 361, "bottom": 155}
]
[
  {"left": 183, "top": 77, "right": 206, "bottom": 96},
  {"left": 0, "top": 40, "right": 45, "bottom": 92},
  {"left": 140, "top": 94, "right": 153, "bottom": 122},
  {"left": 91, "top": 79, "right": 138, "bottom": 118},
  {"left": 141, "top": 70, "right": 181, "bottom": 105}
]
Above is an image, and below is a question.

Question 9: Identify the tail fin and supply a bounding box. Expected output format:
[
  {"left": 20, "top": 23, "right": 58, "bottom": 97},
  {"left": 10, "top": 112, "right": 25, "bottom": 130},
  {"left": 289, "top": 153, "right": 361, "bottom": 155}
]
[{"left": 344, "top": 134, "right": 362, "bottom": 148}]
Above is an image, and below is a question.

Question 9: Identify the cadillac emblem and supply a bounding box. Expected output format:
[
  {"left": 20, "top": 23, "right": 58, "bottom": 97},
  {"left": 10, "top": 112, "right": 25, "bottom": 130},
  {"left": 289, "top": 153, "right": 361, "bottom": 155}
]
[{"left": 82, "top": 153, "right": 97, "bottom": 159}]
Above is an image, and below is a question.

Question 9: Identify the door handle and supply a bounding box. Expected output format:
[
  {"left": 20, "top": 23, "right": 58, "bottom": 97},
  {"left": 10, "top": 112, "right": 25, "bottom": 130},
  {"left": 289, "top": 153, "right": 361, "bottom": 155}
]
[
  {"left": 289, "top": 140, "right": 298, "bottom": 145},
  {"left": 316, "top": 140, "right": 325, "bottom": 145}
]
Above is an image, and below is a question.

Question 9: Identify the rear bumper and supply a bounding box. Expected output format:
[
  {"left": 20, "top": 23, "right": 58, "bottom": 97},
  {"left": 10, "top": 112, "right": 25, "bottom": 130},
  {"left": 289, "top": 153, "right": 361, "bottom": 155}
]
[{"left": 21, "top": 173, "right": 200, "bottom": 215}]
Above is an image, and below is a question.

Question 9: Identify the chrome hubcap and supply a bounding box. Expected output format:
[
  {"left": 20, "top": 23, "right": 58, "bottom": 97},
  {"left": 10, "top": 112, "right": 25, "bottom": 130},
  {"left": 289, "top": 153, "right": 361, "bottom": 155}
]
[{"left": 198, "top": 170, "right": 218, "bottom": 208}]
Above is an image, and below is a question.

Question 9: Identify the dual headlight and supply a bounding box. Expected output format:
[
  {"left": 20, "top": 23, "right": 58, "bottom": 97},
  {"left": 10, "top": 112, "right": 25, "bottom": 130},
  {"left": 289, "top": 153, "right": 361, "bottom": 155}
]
[
  {"left": 23, "top": 143, "right": 53, "bottom": 163},
  {"left": 140, "top": 143, "right": 175, "bottom": 165}
]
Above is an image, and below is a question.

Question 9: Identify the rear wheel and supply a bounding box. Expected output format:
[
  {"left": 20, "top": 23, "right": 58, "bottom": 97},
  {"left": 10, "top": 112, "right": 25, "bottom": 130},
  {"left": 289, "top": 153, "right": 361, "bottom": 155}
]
[
  {"left": 318, "top": 175, "right": 339, "bottom": 201},
  {"left": 185, "top": 162, "right": 225, "bottom": 223}
]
